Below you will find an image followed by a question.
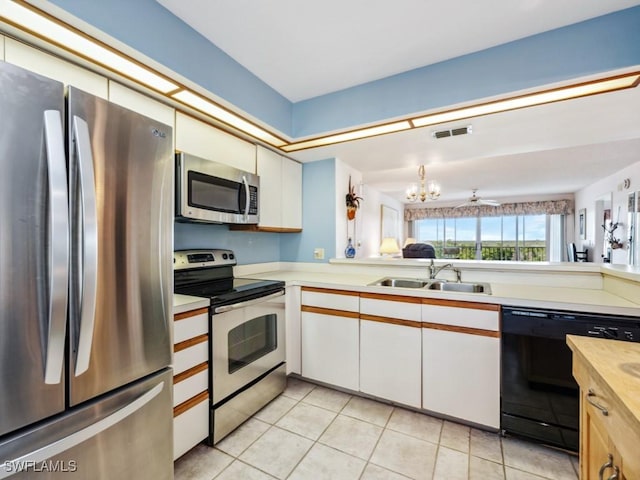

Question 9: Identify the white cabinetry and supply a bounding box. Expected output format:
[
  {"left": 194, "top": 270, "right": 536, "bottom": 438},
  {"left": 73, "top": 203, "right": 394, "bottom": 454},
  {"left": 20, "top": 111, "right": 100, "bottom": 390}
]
[
  {"left": 301, "top": 288, "right": 359, "bottom": 390},
  {"left": 285, "top": 286, "right": 302, "bottom": 375},
  {"left": 175, "top": 112, "right": 256, "bottom": 173},
  {"left": 1, "top": 36, "right": 5, "bottom": 60},
  {"left": 108, "top": 81, "right": 175, "bottom": 130},
  {"left": 4, "top": 38, "right": 108, "bottom": 98},
  {"left": 280, "top": 155, "right": 302, "bottom": 229},
  {"left": 173, "top": 306, "right": 210, "bottom": 460},
  {"left": 360, "top": 294, "right": 422, "bottom": 408},
  {"left": 253, "top": 145, "right": 302, "bottom": 232},
  {"left": 422, "top": 300, "right": 501, "bottom": 428}
]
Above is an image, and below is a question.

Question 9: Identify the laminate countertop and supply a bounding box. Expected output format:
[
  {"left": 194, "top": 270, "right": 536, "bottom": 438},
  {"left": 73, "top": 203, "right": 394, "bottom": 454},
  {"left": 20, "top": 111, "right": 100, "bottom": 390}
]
[
  {"left": 173, "top": 294, "right": 209, "bottom": 315},
  {"left": 244, "top": 269, "right": 640, "bottom": 316}
]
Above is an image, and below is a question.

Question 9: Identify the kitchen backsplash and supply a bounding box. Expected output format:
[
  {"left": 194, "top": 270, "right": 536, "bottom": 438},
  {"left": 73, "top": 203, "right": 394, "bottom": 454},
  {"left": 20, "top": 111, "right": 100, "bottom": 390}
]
[{"left": 174, "top": 222, "right": 281, "bottom": 264}]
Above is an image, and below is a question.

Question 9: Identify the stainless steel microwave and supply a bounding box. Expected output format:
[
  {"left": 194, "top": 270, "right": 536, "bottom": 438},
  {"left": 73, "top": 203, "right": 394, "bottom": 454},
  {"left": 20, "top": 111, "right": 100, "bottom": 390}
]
[{"left": 175, "top": 152, "right": 259, "bottom": 224}]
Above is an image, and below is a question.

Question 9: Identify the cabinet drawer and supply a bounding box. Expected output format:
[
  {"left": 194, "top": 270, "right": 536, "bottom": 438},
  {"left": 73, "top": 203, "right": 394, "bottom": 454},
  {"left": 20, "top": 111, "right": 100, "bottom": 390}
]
[
  {"left": 301, "top": 288, "right": 359, "bottom": 313},
  {"left": 360, "top": 295, "right": 421, "bottom": 322},
  {"left": 173, "top": 393, "right": 209, "bottom": 460},
  {"left": 174, "top": 337, "right": 208, "bottom": 375},
  {"left": 174, "top": 311, "right": 208, "bottom": 344},
  {"left": 422, "top": 303, "right": 499, "bottom": 331},
  {"left": 173, "top": 365, "right": 209, "bottom": 407}
]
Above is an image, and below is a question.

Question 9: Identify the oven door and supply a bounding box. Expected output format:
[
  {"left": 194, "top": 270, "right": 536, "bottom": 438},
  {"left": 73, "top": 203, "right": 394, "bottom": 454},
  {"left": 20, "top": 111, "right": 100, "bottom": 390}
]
[{"left": 211, "top": 291, "right": 285, "bottom": 404}]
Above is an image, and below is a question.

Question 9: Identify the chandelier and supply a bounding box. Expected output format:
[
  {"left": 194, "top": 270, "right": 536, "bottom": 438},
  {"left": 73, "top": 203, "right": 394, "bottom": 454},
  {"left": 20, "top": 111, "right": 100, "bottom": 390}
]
[{"left": 406, "top": 165, "right": 441, "bottom": 202}]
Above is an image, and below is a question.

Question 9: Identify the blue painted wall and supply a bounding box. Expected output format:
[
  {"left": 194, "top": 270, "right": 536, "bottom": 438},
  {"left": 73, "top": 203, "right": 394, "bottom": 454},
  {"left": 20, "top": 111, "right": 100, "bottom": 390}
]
[
  {"left": 292, "top": 7, "right": 640, "bottom": 136},
  {"left": 47, "top": 0, "right": 292, "bottom": 134},
  {"left": 174, "top": 222, "right": 281, "bottom": 265},
  {"left": 46, "top": 2, "right": 640, "bottom": 138},
  {"left": 280, "top": 159, "right": 336, "bottom": 262},
  {"left": 41, "top": 2, "right": 640, "bottom": 264}
]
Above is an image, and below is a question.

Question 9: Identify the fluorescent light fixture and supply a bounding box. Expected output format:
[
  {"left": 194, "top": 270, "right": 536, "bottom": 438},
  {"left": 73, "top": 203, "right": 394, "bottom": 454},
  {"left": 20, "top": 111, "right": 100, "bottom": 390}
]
[
  {"left": 0, "top": 1, "right": 179, "bottom": 93},
  {"left": 411, "top": 73, "right": 640, "bottom": 128},
  {"left": 3, "top": 0, "right": 638, "bottom": 153},
  {"left": 282, "top": 121, "right": 412, "bottom": 152},
  {"left": 172, "top": 90, "right": 287, "bottom": 147}
]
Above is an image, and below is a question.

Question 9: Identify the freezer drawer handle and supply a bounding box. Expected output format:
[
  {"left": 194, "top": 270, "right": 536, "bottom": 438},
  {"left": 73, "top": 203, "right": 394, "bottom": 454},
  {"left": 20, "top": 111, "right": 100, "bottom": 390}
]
[
  {"left": 43, "top": 110, "right": 69, "bottom": 385},
  {"left": 72, "top": 116, "right": 99, "bottom": 377},
  {"left": 214, "top": 290, "right": 285, "bottom": 314},
  {"left": 0, "top": 382, "right": 164, "bottom": 479}
]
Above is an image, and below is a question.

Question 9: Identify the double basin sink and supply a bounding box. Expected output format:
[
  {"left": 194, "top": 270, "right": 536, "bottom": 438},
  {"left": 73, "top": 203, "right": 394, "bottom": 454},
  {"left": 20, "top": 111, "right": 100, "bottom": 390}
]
[{"left": 370, "top": 277, "right": 492, "bottom": 294}]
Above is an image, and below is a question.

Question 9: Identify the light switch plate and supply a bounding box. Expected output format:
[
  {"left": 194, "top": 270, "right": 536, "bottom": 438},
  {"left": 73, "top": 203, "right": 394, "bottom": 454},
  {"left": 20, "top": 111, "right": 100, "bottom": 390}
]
[{"left": 313, "top": 248, "right": 325, "bottom": 260}]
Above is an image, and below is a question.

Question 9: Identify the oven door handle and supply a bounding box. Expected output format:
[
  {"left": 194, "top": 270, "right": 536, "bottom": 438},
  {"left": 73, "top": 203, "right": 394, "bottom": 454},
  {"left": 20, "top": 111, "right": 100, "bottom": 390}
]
[{"left": 214, "top": 290, "right": 284, "bottom": 314}]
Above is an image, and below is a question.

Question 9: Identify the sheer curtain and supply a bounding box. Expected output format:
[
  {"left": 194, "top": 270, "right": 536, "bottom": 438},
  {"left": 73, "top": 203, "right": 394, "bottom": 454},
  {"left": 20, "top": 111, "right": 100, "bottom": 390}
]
[{"left": 548, "top": 214, "right": 565, "bottom": 262}]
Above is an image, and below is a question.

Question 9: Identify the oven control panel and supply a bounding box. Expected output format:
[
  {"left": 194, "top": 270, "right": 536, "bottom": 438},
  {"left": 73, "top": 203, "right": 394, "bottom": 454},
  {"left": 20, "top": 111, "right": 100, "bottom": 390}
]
[{"left": 174, "top": 249, "right": 237, "bottom": 270}]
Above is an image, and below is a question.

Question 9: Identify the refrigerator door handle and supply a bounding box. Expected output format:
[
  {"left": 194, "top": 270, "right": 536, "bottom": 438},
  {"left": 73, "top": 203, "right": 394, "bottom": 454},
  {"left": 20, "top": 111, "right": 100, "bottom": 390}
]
[
  {"left": 0, "top": 381, "right": 164, "bottom": 479},
  {"left": 72, "top": 116, "right": 98, "bottom": 377},
  {"left": 42, "top": 110, "right": 69, "bottom": 385}
]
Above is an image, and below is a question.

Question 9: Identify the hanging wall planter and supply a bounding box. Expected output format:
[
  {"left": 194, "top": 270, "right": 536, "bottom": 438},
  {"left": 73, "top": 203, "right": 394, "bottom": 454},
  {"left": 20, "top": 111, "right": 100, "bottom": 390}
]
[{"left": 345, "top": 175, "right": 363, "bottom": 220}]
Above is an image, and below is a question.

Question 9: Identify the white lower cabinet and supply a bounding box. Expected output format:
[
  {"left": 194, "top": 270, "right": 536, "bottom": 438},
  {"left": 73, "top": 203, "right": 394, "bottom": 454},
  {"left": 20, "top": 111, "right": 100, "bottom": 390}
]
[
  {"left": 422, "top": 301, "right": 501, "bottom": 428},
  {"left": 422, "top": 328, "right": 500, "bottom": 428},
  {"left": 301, "top": 310, "right": 359, "bottom": 390},
  {"left": 297, "top": 288, "right": 502, "bottom": 429},
  {"left": 173, "top": 394, "right": 209, "bottom": 460},
  {"left": 173, "top": 306, "right": 210, "bottom": 460},
  {"left": 360, "top": 319, "right": 422, "bottom": 408},
  {"left": 285, "top": 286, "right": 302, "bottom": 375}
]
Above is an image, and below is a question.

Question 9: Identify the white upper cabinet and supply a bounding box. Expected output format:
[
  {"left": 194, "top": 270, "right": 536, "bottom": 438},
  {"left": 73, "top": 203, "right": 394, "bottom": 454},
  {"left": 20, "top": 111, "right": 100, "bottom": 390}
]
[
  {"left": 175, "top": 112, "right": 256, "bottom": 173},
  {"left": 256, "top": 146, "right": 282, "bottom": 228},
  {"left": 109, "top": 82, "right": 175, "bottom": 128},
  {"left": 281, "top": 157, "right": 302, "bottom": 230},
  {"left": 5, "top": 38, "right": 108, "bottom": 98},
  {"left": 256, "top": 145, "right": 302, "bottom": 231}
]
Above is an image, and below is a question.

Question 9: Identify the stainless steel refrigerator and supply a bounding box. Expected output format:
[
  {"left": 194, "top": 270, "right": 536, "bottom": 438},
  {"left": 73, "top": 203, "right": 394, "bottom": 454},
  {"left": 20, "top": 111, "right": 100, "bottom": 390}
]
[{"left": 0, "top": 61, "right": 174, "bottom": 479}]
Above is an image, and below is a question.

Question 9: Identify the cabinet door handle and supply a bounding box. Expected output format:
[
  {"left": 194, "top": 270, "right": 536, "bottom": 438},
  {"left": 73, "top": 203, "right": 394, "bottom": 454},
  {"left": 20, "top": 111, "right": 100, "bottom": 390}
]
[
  {"left": 588, "top": 389, "right": 609, "bottom": 416},
  {"left": 599, "top": 454, "right": 613, "bottom": 480},
  {"left": 607, "top": 466, "right": 619, "bottom": 480}
]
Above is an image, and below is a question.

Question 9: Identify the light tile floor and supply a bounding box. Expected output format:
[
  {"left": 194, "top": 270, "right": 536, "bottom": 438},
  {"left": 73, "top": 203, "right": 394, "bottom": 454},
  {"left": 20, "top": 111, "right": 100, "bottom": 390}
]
[{"left": 175, "top": 378, "right": 580, "bottom": 480}]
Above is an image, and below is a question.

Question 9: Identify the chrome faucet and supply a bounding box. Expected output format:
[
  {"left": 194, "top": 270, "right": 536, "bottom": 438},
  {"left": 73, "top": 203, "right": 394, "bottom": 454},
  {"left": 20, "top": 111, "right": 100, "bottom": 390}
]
[{"left": 428, "top": 259, "right": 462, "bottom": 282}]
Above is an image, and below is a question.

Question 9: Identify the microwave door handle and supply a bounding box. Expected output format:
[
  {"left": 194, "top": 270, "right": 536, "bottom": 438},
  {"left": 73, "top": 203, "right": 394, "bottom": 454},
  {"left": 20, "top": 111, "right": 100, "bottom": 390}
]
[
  {"left": 72, "top": 116, "right": 98, "bottom": 377},
  {"left": 42, "top": 111, "right": 69, "bottom": 385},
  {"left": 214, "top": 290, "right": 285, "bottom": 314},
  {"left": 242, "top": 175, "right": 250, "bottom": 221}
]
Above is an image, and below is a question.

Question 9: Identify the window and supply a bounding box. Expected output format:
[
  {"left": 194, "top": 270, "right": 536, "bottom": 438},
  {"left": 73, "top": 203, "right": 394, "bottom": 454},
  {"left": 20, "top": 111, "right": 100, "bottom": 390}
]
[{"left": 414, "top": 213, "right": 556, "bottom": 262}]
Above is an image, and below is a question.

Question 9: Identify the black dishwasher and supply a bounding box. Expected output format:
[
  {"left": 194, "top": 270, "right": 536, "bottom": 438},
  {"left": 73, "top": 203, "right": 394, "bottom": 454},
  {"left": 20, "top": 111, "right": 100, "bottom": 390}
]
[{"left": 501, "top": 306, "right": 640, "bottom": 452}]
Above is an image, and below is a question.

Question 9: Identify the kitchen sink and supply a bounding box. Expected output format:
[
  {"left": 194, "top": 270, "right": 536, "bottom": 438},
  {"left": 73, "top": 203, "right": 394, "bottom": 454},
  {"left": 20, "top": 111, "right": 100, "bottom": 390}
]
[
  {"left": 369, "top": 277, "right": 492, "bottom": 294},
  {"left": 426, "top": 281, "right": 492, "bottom": 294},
  {"left": 369, "top": 277, "right": 431, "bottom": 288}
]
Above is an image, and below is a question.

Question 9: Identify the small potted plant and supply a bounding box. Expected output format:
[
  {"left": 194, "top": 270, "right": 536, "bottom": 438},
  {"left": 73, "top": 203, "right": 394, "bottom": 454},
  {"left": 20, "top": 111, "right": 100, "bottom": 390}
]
[{"left": 345, "top": 176, "right": 363, "bottom": 220}]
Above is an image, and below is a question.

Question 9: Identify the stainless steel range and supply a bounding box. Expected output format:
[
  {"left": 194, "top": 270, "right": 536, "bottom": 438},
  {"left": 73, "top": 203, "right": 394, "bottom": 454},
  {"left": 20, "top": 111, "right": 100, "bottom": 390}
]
[{"left": 174, "top": 250, "right": 286, "bottom": 444}]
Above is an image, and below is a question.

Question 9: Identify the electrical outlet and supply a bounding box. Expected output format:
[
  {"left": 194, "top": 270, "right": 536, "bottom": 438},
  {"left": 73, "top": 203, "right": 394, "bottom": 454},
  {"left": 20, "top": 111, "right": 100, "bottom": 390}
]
[{"left": 313, "top": 248, "right": 325, "bottom": 260}]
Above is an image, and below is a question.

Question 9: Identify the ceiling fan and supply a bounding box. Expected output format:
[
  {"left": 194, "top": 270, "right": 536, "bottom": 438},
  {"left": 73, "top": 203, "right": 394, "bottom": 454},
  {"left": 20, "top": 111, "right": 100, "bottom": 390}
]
[{"left": 456, "top": 189, "right": 501, "bottom": 208}]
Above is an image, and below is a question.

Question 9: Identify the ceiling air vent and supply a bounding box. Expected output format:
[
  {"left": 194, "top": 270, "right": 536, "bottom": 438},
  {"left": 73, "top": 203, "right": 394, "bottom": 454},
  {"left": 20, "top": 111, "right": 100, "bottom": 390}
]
[{"left": 432, "top": 125, "right": 472, "bottom": 139}]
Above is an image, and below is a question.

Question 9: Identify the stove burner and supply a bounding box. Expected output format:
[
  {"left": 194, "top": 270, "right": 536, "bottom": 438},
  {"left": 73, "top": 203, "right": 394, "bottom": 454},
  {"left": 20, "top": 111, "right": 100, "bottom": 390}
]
[{"left": 174, "top": 249, "right": 284, "bottom": 307}]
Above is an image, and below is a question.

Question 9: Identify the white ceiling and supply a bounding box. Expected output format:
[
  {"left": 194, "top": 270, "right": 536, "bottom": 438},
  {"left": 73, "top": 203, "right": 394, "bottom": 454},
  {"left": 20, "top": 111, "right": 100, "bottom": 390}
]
[{"left": 157, "top": 0, "right": 640, "bottom": 204}]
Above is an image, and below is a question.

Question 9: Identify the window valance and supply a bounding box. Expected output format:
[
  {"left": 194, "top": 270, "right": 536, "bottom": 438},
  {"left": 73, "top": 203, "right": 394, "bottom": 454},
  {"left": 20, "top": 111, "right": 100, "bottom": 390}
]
[{"left": 404, "top": 199, "right": 574, "bottom": 221}]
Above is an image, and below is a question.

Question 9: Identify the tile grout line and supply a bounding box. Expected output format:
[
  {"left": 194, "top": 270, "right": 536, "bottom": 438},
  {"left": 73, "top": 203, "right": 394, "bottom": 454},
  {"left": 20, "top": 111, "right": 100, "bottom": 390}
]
[{"left": 283, "top": 386, "right": 356, "bottom": 479}]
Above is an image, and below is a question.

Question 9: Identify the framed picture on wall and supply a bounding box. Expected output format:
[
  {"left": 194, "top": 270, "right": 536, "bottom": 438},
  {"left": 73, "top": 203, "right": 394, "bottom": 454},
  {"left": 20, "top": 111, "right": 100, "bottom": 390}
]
[
  {"left": 380, "top": 205, "right": 399, "bottom": 242},
  {"left": 579, "top": 208, "right": 586, "bottom": 239}
]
